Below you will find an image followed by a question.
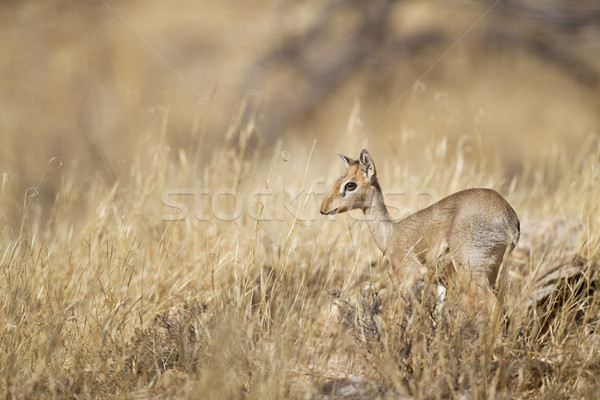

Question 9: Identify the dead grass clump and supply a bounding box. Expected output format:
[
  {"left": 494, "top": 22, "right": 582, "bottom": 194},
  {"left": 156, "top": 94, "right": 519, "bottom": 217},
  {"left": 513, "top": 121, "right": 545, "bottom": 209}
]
[
  {"left": 125, "top": 301, "right": 209, "bottom": 386},
  {"left": 527, "top": 255, "right": 600, "bottom": 341},
  {"left": 334, "top": 270, "right": 600, "bottom": 399}
]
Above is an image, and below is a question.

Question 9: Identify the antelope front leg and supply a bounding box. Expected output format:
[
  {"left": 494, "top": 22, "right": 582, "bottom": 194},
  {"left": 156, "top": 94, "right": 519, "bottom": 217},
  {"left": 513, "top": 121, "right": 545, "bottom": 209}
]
[{"left": 391, "top": 256, "right": 448, "bottom": 314}]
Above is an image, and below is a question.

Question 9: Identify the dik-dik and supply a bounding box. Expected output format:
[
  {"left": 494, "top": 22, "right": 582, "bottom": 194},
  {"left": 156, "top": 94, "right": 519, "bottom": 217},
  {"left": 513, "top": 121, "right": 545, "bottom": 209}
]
[{"left": 320, "top": 149, "right": 520, "bottom": 309}]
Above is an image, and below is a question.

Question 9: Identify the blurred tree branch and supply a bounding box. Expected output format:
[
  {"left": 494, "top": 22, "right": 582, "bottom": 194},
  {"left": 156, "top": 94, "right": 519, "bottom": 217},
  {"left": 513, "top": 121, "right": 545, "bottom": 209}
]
[
  {"left": 241, "top": 0, "right": 600, "bottom": 138},
  {"left": 491, "top": 0, "right": 600, "bottom": 86}
]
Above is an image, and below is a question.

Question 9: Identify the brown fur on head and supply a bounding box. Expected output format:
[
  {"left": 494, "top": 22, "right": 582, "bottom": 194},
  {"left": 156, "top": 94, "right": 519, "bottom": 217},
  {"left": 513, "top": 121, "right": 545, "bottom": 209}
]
[{"left": 320, "top": 149, "right": 379, "bottom": 215}]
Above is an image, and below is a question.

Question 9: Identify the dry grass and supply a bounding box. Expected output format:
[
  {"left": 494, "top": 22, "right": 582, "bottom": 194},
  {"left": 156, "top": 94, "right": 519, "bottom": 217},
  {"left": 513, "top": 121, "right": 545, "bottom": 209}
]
[
  {"left": 2, "top": 1, "right": 600, "bottom": 399},
  {"left": 2, "top": 119, "right": 600, "bottom": 399}
]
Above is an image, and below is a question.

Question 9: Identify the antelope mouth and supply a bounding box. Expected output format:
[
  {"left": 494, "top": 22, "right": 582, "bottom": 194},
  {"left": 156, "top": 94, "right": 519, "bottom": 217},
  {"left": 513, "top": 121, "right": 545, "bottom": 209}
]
[{"left": 321, "top": 208, "right": 338, "bottom": 215}]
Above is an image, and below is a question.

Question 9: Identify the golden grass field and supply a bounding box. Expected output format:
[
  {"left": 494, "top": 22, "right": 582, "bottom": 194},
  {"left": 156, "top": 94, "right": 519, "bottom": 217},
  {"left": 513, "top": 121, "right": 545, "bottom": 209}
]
[{"left": 1, "top": 1, "right": 600, "bottom": 398}]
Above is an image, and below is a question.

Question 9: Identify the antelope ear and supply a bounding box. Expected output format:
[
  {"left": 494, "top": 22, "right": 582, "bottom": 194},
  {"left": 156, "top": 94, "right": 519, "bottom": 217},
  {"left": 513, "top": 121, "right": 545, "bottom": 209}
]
[
  {"left": 337, "top": 152, "right": 354, "bottom": 169},
  {"left": 359, "top": 149, "right": 377, "bottom": 185}
]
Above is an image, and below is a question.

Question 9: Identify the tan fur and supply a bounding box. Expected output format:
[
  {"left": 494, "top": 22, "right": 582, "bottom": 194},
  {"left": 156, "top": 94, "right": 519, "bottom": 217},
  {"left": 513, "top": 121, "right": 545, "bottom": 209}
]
[{"left": 320, "top": 149, "right": 520, "bottom": 297}]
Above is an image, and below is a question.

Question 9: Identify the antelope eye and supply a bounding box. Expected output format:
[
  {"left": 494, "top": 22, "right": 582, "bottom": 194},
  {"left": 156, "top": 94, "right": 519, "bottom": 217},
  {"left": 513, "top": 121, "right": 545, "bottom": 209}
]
[{"left": 344, "top": 182, "right": 357, "bottom": 191}]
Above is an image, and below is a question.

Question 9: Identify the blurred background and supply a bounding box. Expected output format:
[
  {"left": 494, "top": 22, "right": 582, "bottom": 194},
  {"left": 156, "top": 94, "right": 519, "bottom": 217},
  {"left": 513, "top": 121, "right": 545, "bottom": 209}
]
[{"left": 1, "top": 0, "right": 599, "bottom": 229}]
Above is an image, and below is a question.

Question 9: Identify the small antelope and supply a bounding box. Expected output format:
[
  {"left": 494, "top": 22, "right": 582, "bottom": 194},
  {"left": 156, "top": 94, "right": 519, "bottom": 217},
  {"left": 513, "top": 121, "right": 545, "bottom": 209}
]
[{"left": 320, "top": 149, "right": 520, "bottom": 303}]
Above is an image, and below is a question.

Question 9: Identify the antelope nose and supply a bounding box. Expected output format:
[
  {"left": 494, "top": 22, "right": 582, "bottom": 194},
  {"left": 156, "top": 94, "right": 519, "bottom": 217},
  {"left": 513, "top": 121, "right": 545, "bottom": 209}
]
[{"left": 320, "top": 203, "right": 330, "bottom": 215}]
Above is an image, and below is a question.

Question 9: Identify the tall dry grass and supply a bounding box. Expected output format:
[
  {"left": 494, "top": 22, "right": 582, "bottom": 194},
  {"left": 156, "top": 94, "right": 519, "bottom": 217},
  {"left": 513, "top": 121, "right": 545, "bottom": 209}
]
[{"left": 1, "top": 108, "right": 599, "bottom": 398}]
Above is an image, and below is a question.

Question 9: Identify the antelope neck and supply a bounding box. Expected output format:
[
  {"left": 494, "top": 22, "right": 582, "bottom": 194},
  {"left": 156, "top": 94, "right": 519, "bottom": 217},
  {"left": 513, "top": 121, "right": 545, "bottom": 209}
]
[{"left": 363, "top": 185, "right": 394, "bottom": 253}]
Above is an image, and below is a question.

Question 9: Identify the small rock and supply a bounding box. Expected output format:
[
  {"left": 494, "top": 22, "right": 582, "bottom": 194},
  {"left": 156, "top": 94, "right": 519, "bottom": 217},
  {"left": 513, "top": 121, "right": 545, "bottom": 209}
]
[{"left": 152, "top": 368, "right": 188, "bottom": 398}]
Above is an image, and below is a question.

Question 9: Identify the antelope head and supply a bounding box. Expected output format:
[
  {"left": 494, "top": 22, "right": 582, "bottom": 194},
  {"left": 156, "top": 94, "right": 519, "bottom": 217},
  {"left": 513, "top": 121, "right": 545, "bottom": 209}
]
[{"left": 320, "top": 149, "right": 379, "bottom": 215}]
